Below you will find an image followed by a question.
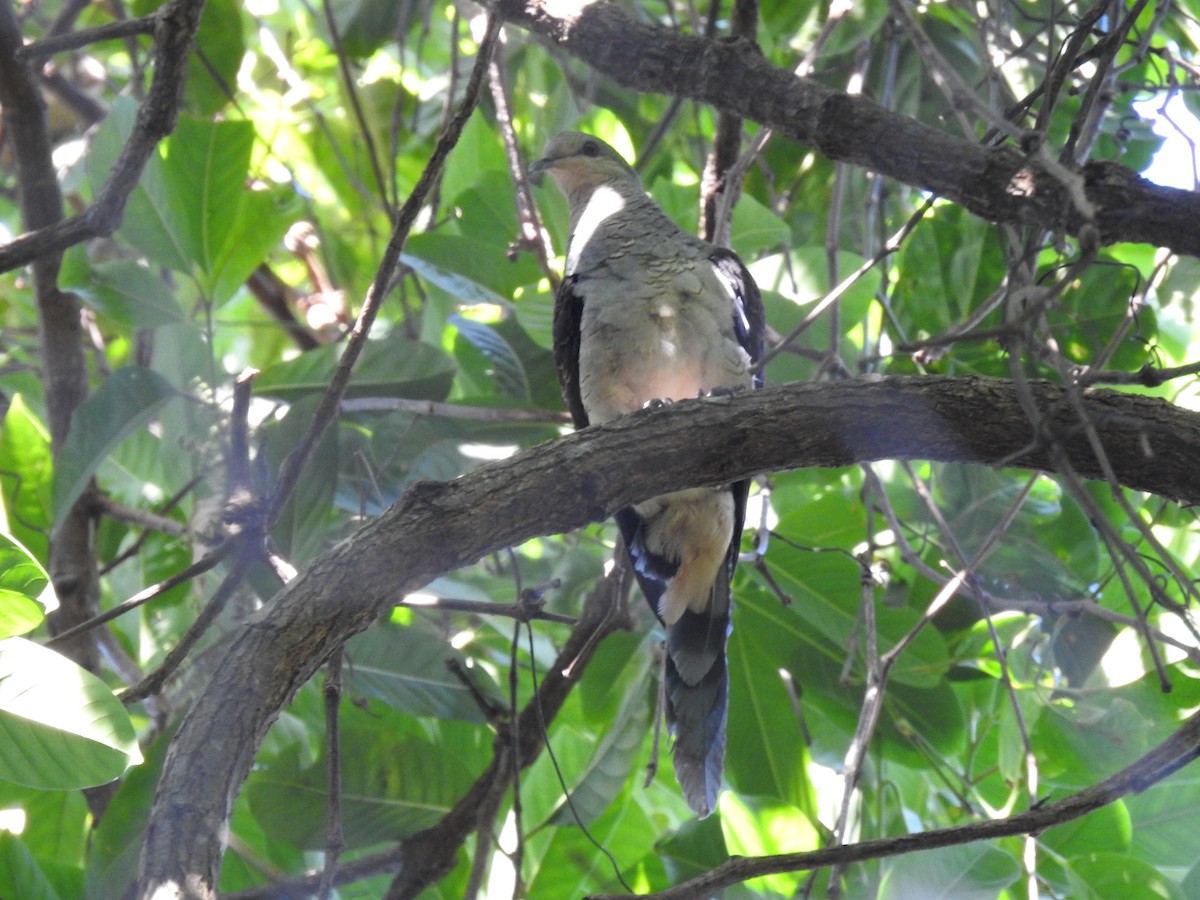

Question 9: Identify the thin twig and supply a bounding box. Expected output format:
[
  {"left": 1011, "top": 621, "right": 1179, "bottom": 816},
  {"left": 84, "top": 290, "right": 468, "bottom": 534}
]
[
  {"left": 268, "top": 10, "right": 506, "bottom": 524},
  {"left": 318, "top": 647, "right": 346, "bottom": 900},
  {"left": 120, "top": 542, "right": 255, "bottom": 705},
  {"left": 342, "top": 397, "right": 569, "bottom": 423},
  {"left": 18, "top": 14, "right": 157, "bottom": 60}
]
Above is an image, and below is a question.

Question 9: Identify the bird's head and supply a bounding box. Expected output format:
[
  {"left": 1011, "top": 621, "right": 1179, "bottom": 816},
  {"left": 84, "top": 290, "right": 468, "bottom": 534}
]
[{"left": 529, "top": 132, "right": 640, "bottom": 199}]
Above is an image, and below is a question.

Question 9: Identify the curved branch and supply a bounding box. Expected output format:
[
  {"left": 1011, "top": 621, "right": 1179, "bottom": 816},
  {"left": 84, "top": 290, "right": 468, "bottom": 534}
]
[
  {"left": 134, "top": 375, "right": 1200, "bottom": 896},
  {"left": 495, "top": 0, "right": 1200, "bottom": 257}
]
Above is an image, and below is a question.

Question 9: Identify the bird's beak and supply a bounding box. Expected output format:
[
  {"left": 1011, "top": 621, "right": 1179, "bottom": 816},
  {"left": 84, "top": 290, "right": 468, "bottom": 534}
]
[{"left": 528, "top": 156, "right": 552, "bottom": 186}]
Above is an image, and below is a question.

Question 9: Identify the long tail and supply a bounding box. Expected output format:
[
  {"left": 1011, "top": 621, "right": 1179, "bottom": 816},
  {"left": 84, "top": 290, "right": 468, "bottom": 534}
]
[
  {"left": 663, "top": 587, "right": 730, "bottom": 817},
  {"left": 616, "top": 481, "right": 746, "bottom": 818}
]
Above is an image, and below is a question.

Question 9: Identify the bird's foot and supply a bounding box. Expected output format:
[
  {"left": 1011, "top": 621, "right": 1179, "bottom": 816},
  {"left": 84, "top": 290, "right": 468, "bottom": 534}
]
[
  {"left": 700, "top": 386, "right": 744, "bottom": 399},
  {"left": 642, "top": 397, "right": 673, "bottom": 410}
]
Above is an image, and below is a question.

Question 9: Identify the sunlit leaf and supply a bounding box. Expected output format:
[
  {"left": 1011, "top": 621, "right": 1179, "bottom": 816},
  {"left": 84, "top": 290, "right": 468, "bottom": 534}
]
[
  {"left": 878, "top": 843, "right": 1021, "bottom": 900},
  {"left": 0, "top": 395, "right": 53, "bottom": 564},
  {"left": 253, "top": 337, "right": 455, "bottom": 401},
  {"left": 0, "top": 533, "right": 52, "bottom": 639},
  {"left": 73, "top": 260, "right": 186, "bottom": 327},
  {"left": 0, "top": 833, "right": 63, "bottom": 900},
  {"left": 51, "top": 367, "right": 177, "bottom": 532},
  {"left": 0, "top": 638, "right": 142, "bottom": 790}
]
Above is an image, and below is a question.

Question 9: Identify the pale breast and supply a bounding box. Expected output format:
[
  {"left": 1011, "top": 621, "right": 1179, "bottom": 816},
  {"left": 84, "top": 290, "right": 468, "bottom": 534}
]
[{"left": 576, "top": 258, "right": 753, "bottom": 424}]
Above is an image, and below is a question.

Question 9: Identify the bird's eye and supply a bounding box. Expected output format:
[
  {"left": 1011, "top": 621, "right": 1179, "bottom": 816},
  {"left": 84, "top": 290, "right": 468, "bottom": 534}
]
[{"left": 581, "top": 140, "right": 600, "bottom": 157}]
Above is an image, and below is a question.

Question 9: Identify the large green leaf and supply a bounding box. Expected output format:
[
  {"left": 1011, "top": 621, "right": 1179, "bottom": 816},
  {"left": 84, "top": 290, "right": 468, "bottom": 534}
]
[
  {"left": 345, "top": 623, "right": 502, "bottom": 722},
  {"left": 0, "top": 832, "right": 63, "bottom": 900},
  {"left": 0, "top": 533, "right": 52, "bottom": 639},
  {"left": 0, "top": 638, "right": 142, "bottom": 790},
  {"left": 451, "top": 313, "right": 531, "bottom": 400},
  {"left": 253, "top": 337, "right": 455, "bottom": 402},
  {"left": 1125, "top": 771, "right": 1200, "bottom": 867},
  {"left": 85, "top": 98, "right": 190, "bottom": 273},
  {"left": 1042, "top": 800, "right": 1132, "bottom": 859},
  {"left": 718, "top": 793, "right": 818, "bottom": 898},
  {"left": 245, "top": 725, "right": 474, "bottom": 850},
  {"left": 85, "top": 730, "right": 168, "bottom": 900},
  {"left": 160, "top": 116, "right": 299, "bottom": 303},
  {"left": 727, "top": 602, "right": 819, "bottom": 815},
  {"left": 87, "top": 100, "right": 295, "bottom": 302},
  {"left": 184, "top": 0, "right": 246, "bottom": 115},
  {"left": 1064, "top": 852, "right": 1184, "bottom": 900},
  {"left": 753, "top": 538, "right": 950, "bottom": 688},
  {"left": 51, "top": 367, "right": 177, "bottom": 532},
  {"left": 71, "top": 259, "right": 186, "bottom": 328},
  {"left": 527, "top": 798, "right": 660, "bottom": 899},
  {"left": 877, "top": 843, "right": 1021, "bottom": 900},
  {"left": 400, "top": 243, "right": 515, "bottom": 307},
  {"left": 547, "top": 647, "right": 653, "bottom": 826}
]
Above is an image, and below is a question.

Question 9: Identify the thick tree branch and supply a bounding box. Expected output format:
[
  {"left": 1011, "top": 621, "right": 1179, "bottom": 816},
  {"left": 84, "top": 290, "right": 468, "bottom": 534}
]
[
  {"left": 134, "top": 375, "right": 1200, "bottom": 896},
  {"left": 496, "top": 0, "right": 1200, "bottom": 257}
]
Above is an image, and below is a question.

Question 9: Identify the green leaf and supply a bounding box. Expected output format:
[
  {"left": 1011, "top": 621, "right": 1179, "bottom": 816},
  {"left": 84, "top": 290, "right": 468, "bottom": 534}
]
[
  {"left": 1125, "top": 771, "right": 1200, "bottom": 867},
  {"left": 527, "top": 799, "right": 659, "bottom": 899},
  {"left": 1065, "top": 852, "right": 1184, "bottom": 900},
  {"left": 185, "top": 0, "right": 246, "bottom": 116},
  {"left": 656, "top": 815, "right": 730, "bottom": 885},
  {"left": 730, "top": 191, "right": 791, "bottom": 257},
  {"left": 51, "top": 367, "right": 177, "bottom": 532},
  {"left": 72, "top": 259, "right": 186, "bottom": 327},
  {"left": 0, "top": 832, "right": 63, "bottom": 900},
  {"left": 0, "top": 395, "right": 53, "bottom": 563},
  {"left": 85, "top": 98, "right": 191, "bottom": 273},
  {"left": 245, "top": 725, "right": 473, "bottom": 850},
  {"left": 89, "top": 103, "right": 294, "bottom": 301},
  {"left": 161, "top": 117, "right": 299, "bottom": 303},
  {"left": 451, "top": 314, "right": 530, "bottom": 399},
  {"left": 727, "top": 607, "right": 818, "bottom": 814},
  {"left": 401, "top": 244, "right": 514, "bottom": 307},
  {"left": 325, "top": 0, "right": 406, "bottom": 58},
  {"left": 0, "top": 638, "right": 142, "bottom": 790},
  {"left": 1043, "top": 800, "right": 1132, "bottom": 858},
  {"left": 718, "top": 793, "right": 818, "bottom": 898},
  {"left": 548, "top": 649, "right": 652, "bottom": 826},
  {"left": 260, "top": 398, "right": 339, "bottom": 571},
  {"left": 0, "top": 533, "right": 52, "bottom": 639},
  {"left": 345, "top": 623, "right": 501, "bottom": 722},
  {"left": 878, "top": 843, "right": 1021, "bottom": 900},
  {"left": 253, "top": 337, "right": 455, "bottom": 402},
  {"left": 754, "top": 537, "right": 950, "bottom": 688}
]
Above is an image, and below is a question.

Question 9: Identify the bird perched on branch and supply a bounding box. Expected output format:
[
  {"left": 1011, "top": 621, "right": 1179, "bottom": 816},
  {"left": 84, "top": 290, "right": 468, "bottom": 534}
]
[{"left": 529, "top": 132, "right": 765, "bottom": 817}]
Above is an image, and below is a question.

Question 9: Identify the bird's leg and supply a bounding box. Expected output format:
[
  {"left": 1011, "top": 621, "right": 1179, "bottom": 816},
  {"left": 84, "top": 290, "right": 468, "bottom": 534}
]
[
  {"left": 699, "top": 385, "right": 746, "bottom": 399},
  {"left": 642, "top": 397, "right": 674, "bottom": 410}
]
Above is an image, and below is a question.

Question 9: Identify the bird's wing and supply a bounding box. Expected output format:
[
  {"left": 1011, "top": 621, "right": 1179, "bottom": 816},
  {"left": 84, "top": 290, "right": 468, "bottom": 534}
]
[
  {"left": 664, "top": 247, "right": 765, "bottom": 816},
  {"left": 710, "top": 247, "right": 766, "bottom": 389},
  {"left": 552, "top": 274, "right": 589, "bottom": 429}
]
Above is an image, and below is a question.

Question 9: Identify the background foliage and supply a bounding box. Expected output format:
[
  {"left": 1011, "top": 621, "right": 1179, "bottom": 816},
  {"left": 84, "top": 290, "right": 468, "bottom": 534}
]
[{"left": 2, "top": 0, "right": 1200, "bottom": 897}]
